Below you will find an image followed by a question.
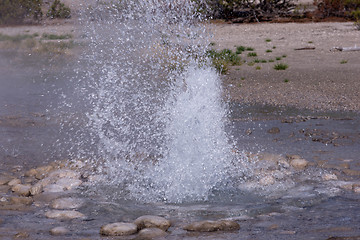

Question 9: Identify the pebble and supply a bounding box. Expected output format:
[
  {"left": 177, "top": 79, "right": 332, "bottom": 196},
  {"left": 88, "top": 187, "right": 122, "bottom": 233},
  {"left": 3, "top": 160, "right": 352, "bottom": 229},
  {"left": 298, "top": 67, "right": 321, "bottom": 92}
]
[
  {"left": 290, "top": 158, "right": 308, "bottom": 170},
  {"left": 259, "top": 176, "right": 275, "bottom": 185},
  {"left": 100, "top": 222, "right": 138, "bottom": 236},
  {"left": 7, "top": 178, "right": 21, "bottom": 186},
  {"left": 51, "top": 197, "right": 84, "bottom": 209},
  {"left": 136, "top": 228, "right": 167, "bottom": 239},
  {"left": 50, "top": 226, "right": 69, "bottom": 236},
  {"left": 183, "top": 220, "right": 240, "bottom": 232},
  {"left": 322, "top": 173, "right": 338, "bottom": 181},
  {"left": 267, "top": 127, "right": 280, "bottom": 134},
  {"left": 11, "top": 184, "right": 31, "bottom": 197},
  {"left": 134, "top": 215, "right": 171, "bottom": 231},
  {"left": 10, "top": 196, "right": 33, "bottom": 205},
  {"left": 0, "top": 175, "right": 13, "bottom": 185},
  {"left": 45, "top": 210, "right": 85, "bottom": 220}
]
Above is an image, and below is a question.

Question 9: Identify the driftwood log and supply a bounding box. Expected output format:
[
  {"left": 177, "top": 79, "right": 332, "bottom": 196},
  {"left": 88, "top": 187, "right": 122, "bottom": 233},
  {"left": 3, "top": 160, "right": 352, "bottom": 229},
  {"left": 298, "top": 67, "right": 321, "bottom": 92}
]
[{"left": 334, "top": 46, "right": 360, "bottom": 52}]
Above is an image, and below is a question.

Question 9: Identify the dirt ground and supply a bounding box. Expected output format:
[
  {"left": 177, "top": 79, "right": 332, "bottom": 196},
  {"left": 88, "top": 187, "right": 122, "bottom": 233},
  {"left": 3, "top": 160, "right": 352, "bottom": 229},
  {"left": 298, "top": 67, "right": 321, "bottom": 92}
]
[
  {"left": 1, "top": 19, "right": 359, "bottom": 112},
  {"left": 210, "top": 22, "right": 360, "bottom": 112}
]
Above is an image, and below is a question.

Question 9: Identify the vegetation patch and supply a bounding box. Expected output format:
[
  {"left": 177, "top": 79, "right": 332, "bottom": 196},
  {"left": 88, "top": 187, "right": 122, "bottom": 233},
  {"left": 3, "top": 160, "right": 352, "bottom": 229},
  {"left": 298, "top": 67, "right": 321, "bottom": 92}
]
[
  {"left": 207, "top": 48, "right": 242, "bottom": 74},
  {"left": 42, "top": 33, "right": 73, "bottom": 40},
  {"left": 274, "top": 63, "right": 289, "bottom": 70}
]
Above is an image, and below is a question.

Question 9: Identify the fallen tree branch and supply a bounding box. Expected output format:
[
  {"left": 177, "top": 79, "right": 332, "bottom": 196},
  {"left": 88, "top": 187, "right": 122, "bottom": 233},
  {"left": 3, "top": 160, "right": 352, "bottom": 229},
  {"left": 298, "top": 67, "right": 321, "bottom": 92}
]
[
  {"left": 334, "top": 46, "right": 360, "bottom": 51},
  {"left": 294, "top": 47, "right": 316, "bottom": 50}
]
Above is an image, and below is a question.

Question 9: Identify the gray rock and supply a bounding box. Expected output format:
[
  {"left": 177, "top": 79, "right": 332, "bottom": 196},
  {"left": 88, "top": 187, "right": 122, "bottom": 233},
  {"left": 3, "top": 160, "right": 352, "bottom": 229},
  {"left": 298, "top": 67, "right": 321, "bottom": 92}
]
[
  {"left": 7, "top": 178, "right": 21, "bottom": 186},
  {"left": 184, "top": 220, "right": 240, "bottom": 232},
  {"left": 45, "top": 210, "right": 85, "bottom": 220},
  {"left": 136, "top": 228, "right": 167, "bottom": 239},
  {"left": 51, "top": 197, "right": 84, "bottom": 209},
  {"left": 290, "top": 158, "right": 308, "bottom": 170},
  {"left": 48, "top": 169, "right": 80, "bottom": 179},
  {"left": 134, "top": 215, "right": 171, "bottom": 231},
  {"left": 50, "top": 226, "right": 69, "bottom": 236},
  {"left": 100, "top": 222, "right": 138, "bottom": 236}
]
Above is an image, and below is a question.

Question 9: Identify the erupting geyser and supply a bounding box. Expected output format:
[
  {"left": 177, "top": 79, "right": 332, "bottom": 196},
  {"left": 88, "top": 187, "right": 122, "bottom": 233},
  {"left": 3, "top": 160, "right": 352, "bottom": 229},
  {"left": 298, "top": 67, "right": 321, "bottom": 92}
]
[{"left": 72, "top": 0, "right": 241, "bottom": 203}]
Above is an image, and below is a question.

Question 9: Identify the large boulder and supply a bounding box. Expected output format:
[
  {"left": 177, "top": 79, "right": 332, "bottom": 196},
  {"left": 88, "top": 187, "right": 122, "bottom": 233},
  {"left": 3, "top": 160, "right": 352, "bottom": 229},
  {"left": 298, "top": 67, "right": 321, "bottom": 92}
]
[
  {"left": 100, "top": 222, "right": 138, "bottom": 236},
  {"left": 134, "top": 215, "right": 171, "bottom": 231}
]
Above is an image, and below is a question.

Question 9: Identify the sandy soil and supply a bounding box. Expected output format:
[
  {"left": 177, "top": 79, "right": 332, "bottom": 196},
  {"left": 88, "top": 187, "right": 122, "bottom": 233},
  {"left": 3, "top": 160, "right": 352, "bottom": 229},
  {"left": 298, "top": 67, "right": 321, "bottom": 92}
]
[
  {"left": 1, "top": 19, "right": 359, "bottom": 112},
  {"left": 211, "top": 22, "right": 360, "bottom": 112}
]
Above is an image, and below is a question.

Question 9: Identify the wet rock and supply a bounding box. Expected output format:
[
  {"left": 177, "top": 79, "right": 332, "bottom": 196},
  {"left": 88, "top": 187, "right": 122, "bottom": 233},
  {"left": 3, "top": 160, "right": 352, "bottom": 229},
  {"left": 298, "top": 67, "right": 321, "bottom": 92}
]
[
  {"left": 43, "top": 184, "right": 65, "bottom": 193},
  {"left": 322, "top": 173, "right": 338, "bottom": 181},
  {"left": 136, "top": 228, "right": 167, "bottom": 239},
  {"left": 34, "top": 165, "right": 55, "bottom": 180},
  {"left": 268, "top": 127, "right": 280, "bottom": 134},
  {"left": 45, "top": 210, "right": 85, "bottom": 220},
  {"left": 51, "top": 197, "right": 84, "bottom": 209},
  {"left": 0, "top": 175, "right": 13, "bottom": 185},
  {"left": 56, "top": 178, "right": 82, "bottom": 190},
  {"left": 343, "top": 169, "right": 360, "bottom": 176},
  {"left": 289, "top": 158, "right": 308, "bottom": 170},
  {"left": 48, "top": 169, "right": 80, "bottom": 179},
  {"left": 10, "top": 196, "right": 33, "bottom": 205},
  {"left": 50, "top": 226, "right": 69, "bottom": 236},
  {"left": 11, "top": 184, "right": 31, "bottom": 197},
  {"left": 183, "top": 220, "right": 240, "bottom": 232},
  {"left": 7, "top": 178, "right": 21, "bottom": 186},
  {"left": 14, "top": 231, "right": 29, "bottom": 238},
  {"left": 259, "top": 176, "right": 275, "bottom": 186},
  {"left": 100, "top": 222, "right": 138, "bottom": 236},
  {"left": 134, "top": 215, "right": 171, "bottom": 231}
]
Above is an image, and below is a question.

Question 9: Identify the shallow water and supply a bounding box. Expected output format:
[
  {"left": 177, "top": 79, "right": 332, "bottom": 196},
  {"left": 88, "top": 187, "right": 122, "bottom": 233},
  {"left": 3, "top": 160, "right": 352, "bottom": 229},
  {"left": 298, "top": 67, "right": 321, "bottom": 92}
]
[{"left": 1, "top": 50, "right": 360, "bottom": 239}]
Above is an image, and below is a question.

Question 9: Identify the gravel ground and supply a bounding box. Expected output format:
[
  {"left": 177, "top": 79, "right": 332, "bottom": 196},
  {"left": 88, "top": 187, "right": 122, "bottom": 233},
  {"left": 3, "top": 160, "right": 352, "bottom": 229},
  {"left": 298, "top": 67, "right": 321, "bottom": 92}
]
[{"left": 210, "top": 22, "right": 360, "bottom": 112}]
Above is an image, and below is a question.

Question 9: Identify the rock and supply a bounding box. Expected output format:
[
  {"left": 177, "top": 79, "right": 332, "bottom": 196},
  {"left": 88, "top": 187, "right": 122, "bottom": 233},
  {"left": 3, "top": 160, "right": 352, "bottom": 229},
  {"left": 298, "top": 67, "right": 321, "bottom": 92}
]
[
  {"left": 0, "top": 175, "right": 13, "bottom": 185},
  {"left": 343, "top": 169, "right": 360, "bottom": 176},
  {"left": 322, "top": 173, "right": 338, "bottom": 181},
  {"left": 56, "top": 178, "right": 82, "bottom": 190},
  {"left": 51, "top": 197, "right": 84, "bottom": 209},
  {"left": 267, "top": 127, "right": 280, "bottom": 134},
  {"left": 7, "top": 178, "right": 21, "bottom": 186},
  {"left": 48, "top": 169, "right": 80, "bottom": 179},
  {"left": 290, "top": 158, "right": 308, "bottom": 170},
  {"left": 11, "top": 184, "right": 31, "bottom": 197},
  {"left": 259, "top": 176, "right": 275, "bottom": 186},
  {"left": 43, "top": 184, "right": 65, "bottom": 193},
  {"left": 14, "top": 231, "right": 29, "bottom": 238},
  {"left": 10, "top": 197, "right": 33, "bottom": 205},
  {"left": 34, "top": 165, "right": 55, "bottom": 180},
  {"left": 24, "top": 168, "right": 38, "bottom": 178},
  {"left": 29, "top": 182, "right": 43, "bottom": 195},
  {"left": 136, "top": 228, "right": 167, "bottom": 239},
  {"left": 134, "top": 215, "right": 171, "bottom": 231},
  {"left": 100, "top": 222, "right": 138, "bottom": 236},
  {"left": 50, "top": 226, "right": 69, "bottom": 236},
  {"left": 183, "top": 220, "right": 240, "bottom": 232},
  {"left": 45, "top": 210, "right": 85, "bottom": 220}
]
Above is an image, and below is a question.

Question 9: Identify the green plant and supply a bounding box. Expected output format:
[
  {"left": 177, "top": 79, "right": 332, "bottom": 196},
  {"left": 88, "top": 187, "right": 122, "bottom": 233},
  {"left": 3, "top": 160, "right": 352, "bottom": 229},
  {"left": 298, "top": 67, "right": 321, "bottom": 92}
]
[
  {"left": 0, "top": 33, "right": 38, "bottom": 42},
  {"left": 248, "top": 61, "right": 255, "bottom": 66},
  {"left": 0, "top": 0, "right": 43, "bottom": 25},
  {"left": 254, "top": 58, "right": 260, "bottom": 63},
  {"left": 308, "top": 41, "right": 313, "bottom": 43},
  {"left": 282, "top": 54, "right": 287, "bottom": 58},
  {"left": 47, "top": 0, "right": 71, "bottom": 19},
  {"left": 265, "top": 38, "right": 272, "bottom": 42},
  {"left": 269, "top": 59, "right": 275, "bottom": 62},
  {"left": 236, "top": 45, "right": 246, "bottom": 54},
  {"left": 273, "top": 46, "right": 276, "bottom": 49},
  {"left": 207, "top": 48, "right": 241, "bottom": 73},
  {"left": 340, "top": 59, "right": 348, "bottom": 64},
  {"left": 284, "top": 79, "right": 290, "bottom": 82},
  {"left": 266, "top": 49, "right": 273, "bottom": 52},
  {"left": 351, "top": 9, "right": 360, "bottom": 29},
  {"left": 260, "top": 59, "right": 267, "bottom": 63},
  {"left": 274, "top": 63, "right": 289, "bottom": 70},
  {"left": 246, "top": 47, "right": 254, "bottom": 51},
  {"left": 247, "top": 52, "right": 257, "bottom": 57},
  {"left": 314, "top": 0, "right": 360, "bottom": 18},
  {"left": 276, "top": 57, "right": 282, "bottom": 60},
  {"left": 255, "top": 66, "right": 261, "bottom": 70},
  {"left": 241, "top": 77, "right": 245, "bottom": 80}
]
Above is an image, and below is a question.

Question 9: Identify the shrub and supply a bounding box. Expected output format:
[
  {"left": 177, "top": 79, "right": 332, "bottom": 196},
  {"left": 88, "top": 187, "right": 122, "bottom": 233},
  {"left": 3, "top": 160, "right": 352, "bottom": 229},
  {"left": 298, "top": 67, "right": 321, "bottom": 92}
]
[
  {"left": 274, "top": 63, "right": 289, "bottom": 70},
  {"left": 314, "top": 0, "right": 360, "bottom": 18},
  {"left": 47, "top": 0, "right": 71, "bottom": 19},
  {"left": 247, "top": 52, "right": 257, "bottom": 57},
  {"left": 0, "top": 0, "right": 43, "bottom": 25},
  {"left": 207, "top": 48, "right": 242, "bottom": 73}
]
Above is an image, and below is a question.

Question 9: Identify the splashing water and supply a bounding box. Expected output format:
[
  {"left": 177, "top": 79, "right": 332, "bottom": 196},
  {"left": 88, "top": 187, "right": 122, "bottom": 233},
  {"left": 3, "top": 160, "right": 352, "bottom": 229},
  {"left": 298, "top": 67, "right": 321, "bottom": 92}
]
[{"left": 73, "top": 0, "right": 238, "bottom": 203}]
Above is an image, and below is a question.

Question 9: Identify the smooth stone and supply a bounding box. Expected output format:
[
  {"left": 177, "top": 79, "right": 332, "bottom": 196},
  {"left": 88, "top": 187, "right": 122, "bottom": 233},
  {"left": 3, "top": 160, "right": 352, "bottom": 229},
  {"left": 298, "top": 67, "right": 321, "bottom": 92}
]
[
  {"left": 100, "top": 222, "right": 138, "bottom": 236},
  {"left": 48, "top": 169, "right": 80, "bottom": 179},
  {"left": 10, "top": 196, "right": 33, "bottom": 205},
  {"left": 184, "top": 220, "right": 240, "bottom": 232},
  {"left": 134, "top": 215, "right": 171, "bottom": 231},
  {"left": 11, "top": 184, "right": 31, "bottom": 197},
  {"left": 290, "top": 158, "right": 308, "bottom": 170},
  {"left": 322, "top": 173, "right": 338, "bottom": 181},
  {"left": 56, "top": 178, "right": 82, "bottom": 190},
  {"left": 7, "top": 178, "right": 21, "bottom": 186},
  {"left": 43, "top": 184, "right": 65, "bottom": 193},
  {"left": 0, "top": 175, "right": 13, "bottom": 185},
  {"left": 259, "top": 176, "right": 275, "bottom": 186},
  {"left": 136, "top": 228, "right": 167, "bottom": 239},
  {"left": 51, "top": 197, "right": 84, "bottom": 209},
  {"left": 45, "top": 210, "right": 85, "bottom": 220},
  {"left": 50, "top": 226, "right": 69, "bottom": 236}
]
